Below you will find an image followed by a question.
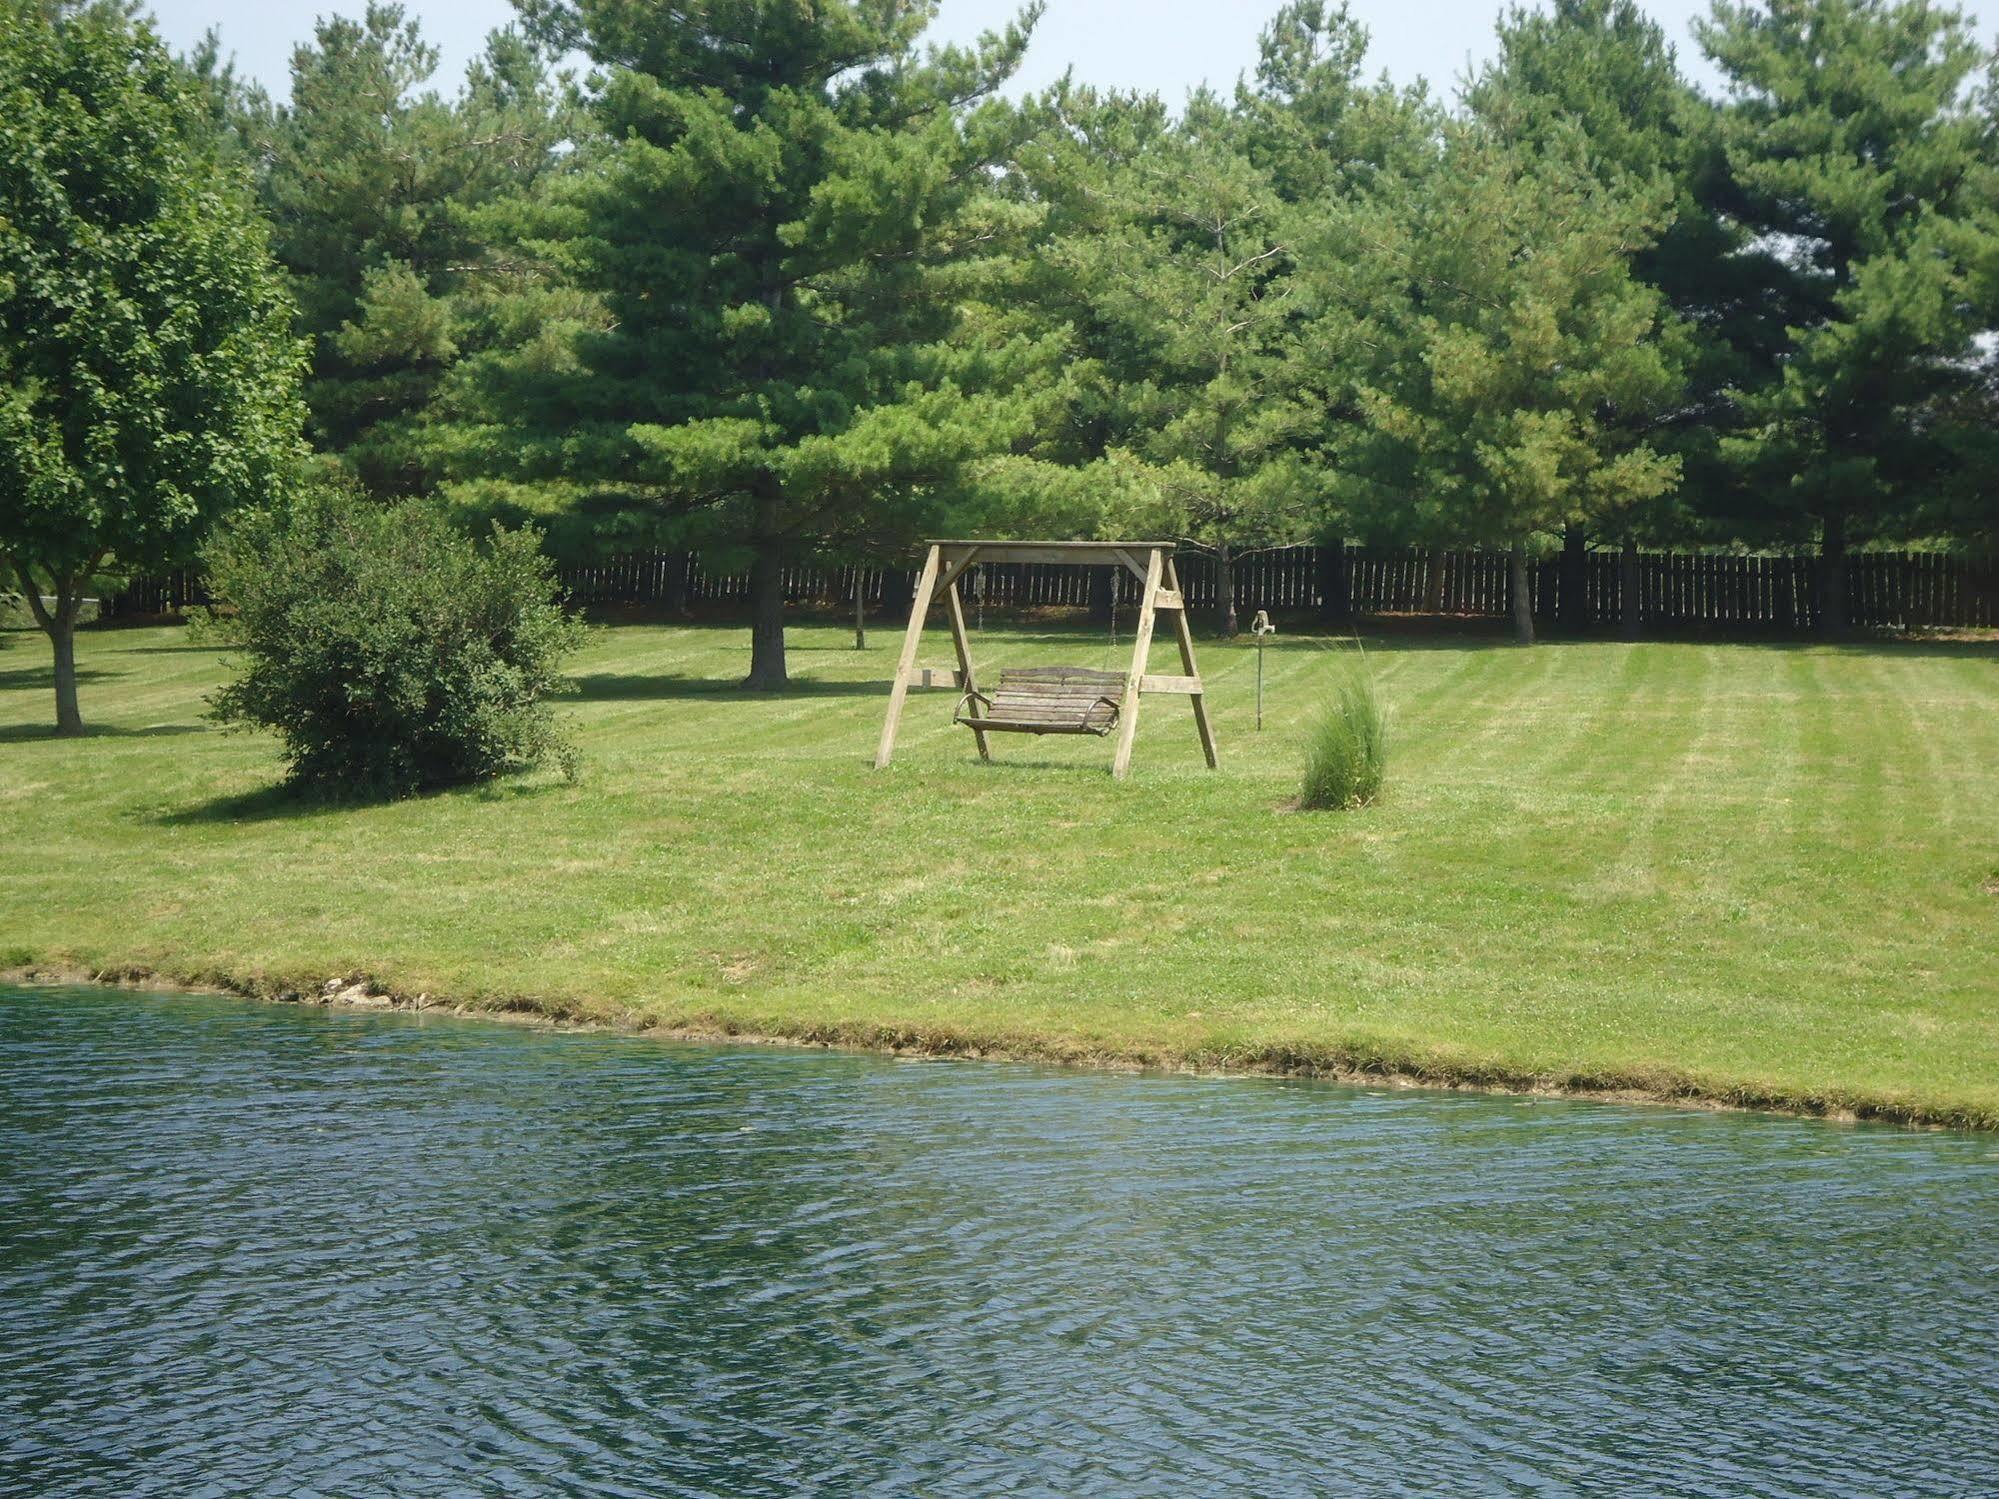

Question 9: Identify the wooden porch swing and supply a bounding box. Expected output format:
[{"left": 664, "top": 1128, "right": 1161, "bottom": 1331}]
[{"left": 873, "top": 541, "right": 1218, "bottom": 779}]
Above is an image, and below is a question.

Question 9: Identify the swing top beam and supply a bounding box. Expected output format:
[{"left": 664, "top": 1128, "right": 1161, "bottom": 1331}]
[
  {"left": 928, "top": 539, "right": 1174, "bottom": 554},
  {"left": 928, "top": 540, "right": 1173, "bottom": 584}
]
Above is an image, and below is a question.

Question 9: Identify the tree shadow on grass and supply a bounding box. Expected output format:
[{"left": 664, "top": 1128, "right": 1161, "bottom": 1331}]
[
  {"left": 156, "top": 771, "right": 567, "bottom": 827},
  {"left": 154, "top": 782, "right": 326, "bottom": 827},
  {"left": 571, "top": 672, "right": 887, "bottom": 701},
  {"left": 961, "top": 755, "right": 1120, "bottom": 777},
  {"left": 0, "top": 664, "right": 117, "bottom": 692},
  {"left": 0, "top": 721, "right": 205, "bottom": 745}
]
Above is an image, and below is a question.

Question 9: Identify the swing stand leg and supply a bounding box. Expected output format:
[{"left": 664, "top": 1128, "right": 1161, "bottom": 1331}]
[
  {"left": 944, "top": 577, "right": 989, "bottom": 762},
  {"left": 1110, "top": 550, "right": 1162, "bottom": 779},
  {"left": 875, "top": 545, "right": 942, "bottom": 769},
  {"left": 1165, "top": 557, "right": 1218, "bottom": 769}
]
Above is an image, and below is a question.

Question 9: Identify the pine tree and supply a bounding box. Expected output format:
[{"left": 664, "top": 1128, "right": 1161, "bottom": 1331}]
[
  {"left": 1234, "top": 1, "right": 1436, "bottom": 206},
  {"left": 1235, "top": 3, "right": 1441, "bottom": 608},
  {"left": 1696, "top": 0, "right": 1999, "bottom": 632},
  {"left": 998, "top": 10, "right": 1430, "bottom": 639},
  {"left": 970, "top": 80, "right": 1175, "bottom": 555},
  {"left": 255, "top": 5, "right": 573, "bottom": 498},
  {"left": 1070, "top": 96, "right": 1322, "bottom": 636},
  {"left": 1311, "top": 122, "right": 1684, "bottom": 643},
  {"left": 505, "top": 0, "right": 1051, "bottom": 688},
  {"left": 1468, "top": 0, "right": 1711, "bottom": 632}
]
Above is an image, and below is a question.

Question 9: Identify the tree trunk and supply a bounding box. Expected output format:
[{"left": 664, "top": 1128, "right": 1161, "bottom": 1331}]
[
  {"left": 1818, "top": 510, "right": 1848, "bottom": 639},
  {"left": 1423, "top": 548, "right": 1446, "bottom": 614},
  {"left": 15, "top": 565, "right": 85, "bottom": 735},
  {"left": 1215, "top": 542, "right": 1238, "bottom": 638},
  {"left": 1559, "top": 523, "right": 1589, "bottom": 635},
  {"left": 744, "top": 541, "right": 788, "bottom": 689},
  {"left": 853, "top": 571, "right": 866, "bottom": 651},
  {"left": 50, "top": 602, "right": 83, "bottom": 735},
  {"left": 1510, "top": 543, "right": 1535, "bottom": 645},
  {"left": 1620, "top": 536, "right": 1642, "bottom": 641}
]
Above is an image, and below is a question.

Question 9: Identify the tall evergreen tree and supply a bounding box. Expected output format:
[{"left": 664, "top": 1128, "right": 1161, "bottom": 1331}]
[
  {"left": 1696, "top": 0, "right": 1999, "bottom": 631},
  {"left": 971, "top": 80, "right": 1175, "bottom": 555},
  {"left": 996, "top": 9, "right": 1431, "bottom": 638},
  {"left": 1235, "top": 1, "right": 1435, "bottom": 205},
  {"left": 1237, "top": 4, "right": 1442, "bottom": 603},
  {"left": 507, "top": 0, "right": 1051, "bottom": 688},
  {"left": 0, "top": 0, "right": 303, "bottom": 732},
  {"left": 1311, "top": 122, "right": 1684, "bottom": 642},
  {"left": 1468, "top": 0, "right": 1712, "bottom": 630},
  {"left": 1075, "top": 96, "right": 1322, "bottom": 636},
  {"left": 256, "top": 5, "right": 573, "bottom": 498}
]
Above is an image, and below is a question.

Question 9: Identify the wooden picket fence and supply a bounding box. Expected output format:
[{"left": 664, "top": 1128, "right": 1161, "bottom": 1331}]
[
  {"left": 551, "top": 544, "right": 1999, "bottom": 631},
  {"left": 109, "top": 570, "right": 211, "bottom": 616},
  {"left": 109, "top": 543, "right": 1999, "bottom": 632}
]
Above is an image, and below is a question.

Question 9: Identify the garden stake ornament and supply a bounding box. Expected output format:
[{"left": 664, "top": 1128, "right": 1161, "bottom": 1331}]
[{"left": 1251, "top": 609, "right": 1276, "bottom": 731}]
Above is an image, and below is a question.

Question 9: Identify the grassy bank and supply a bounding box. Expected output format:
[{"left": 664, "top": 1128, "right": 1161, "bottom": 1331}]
[{"left": 3, "top": 618, "right": 1996, "bottom": 1126}]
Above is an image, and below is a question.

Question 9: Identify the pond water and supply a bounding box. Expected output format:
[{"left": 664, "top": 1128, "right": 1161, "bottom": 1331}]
[{"left": 1, "top": 985, "right": 1995, "bottom": 1497}]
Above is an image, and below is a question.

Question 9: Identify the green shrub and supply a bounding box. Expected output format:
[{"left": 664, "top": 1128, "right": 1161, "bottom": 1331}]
[
  {"left": 1299, "top": 664, "right": 1387, "bottom": 811},
  {"left": 203, "top": 488, "right": 585, "bottom": 796}
]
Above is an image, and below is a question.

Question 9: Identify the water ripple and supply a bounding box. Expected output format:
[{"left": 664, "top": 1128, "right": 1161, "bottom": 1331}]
[{"left": 1, "top": 986, "right": 1995, "bottom": 1497}]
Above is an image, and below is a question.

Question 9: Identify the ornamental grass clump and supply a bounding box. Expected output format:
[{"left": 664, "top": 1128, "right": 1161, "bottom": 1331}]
[
  {"left": 203, "top": 487, "right": 584, "bottom": 797},
  {"left": 1299, "top": 665, "right": 1386, "bottom": 811}
]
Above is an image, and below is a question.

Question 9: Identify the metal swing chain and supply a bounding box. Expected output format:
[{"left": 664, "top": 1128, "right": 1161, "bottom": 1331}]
[{"left": 1101, "top": 570, "right": 1119, "bottom": 669}]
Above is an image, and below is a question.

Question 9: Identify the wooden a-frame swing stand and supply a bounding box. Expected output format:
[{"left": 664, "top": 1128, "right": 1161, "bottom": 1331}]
[{"left": 873, "top": 541, "right": 1218, "bottom": 779}]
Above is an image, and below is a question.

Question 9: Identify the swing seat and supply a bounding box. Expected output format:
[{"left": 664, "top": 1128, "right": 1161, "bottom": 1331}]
[{"left": 956, "top": 667, "right": 1127, "bottom": 737}]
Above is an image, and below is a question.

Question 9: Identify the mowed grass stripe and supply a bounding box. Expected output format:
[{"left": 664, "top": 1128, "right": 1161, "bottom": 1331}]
[{"left": 1, "top": 621, "right": 1996, "bottom": 1125}]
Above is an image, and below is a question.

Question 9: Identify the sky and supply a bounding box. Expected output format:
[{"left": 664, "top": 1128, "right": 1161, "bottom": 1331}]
[{"left": 143, "top": 0, "right": 1816, "bottom": 107}]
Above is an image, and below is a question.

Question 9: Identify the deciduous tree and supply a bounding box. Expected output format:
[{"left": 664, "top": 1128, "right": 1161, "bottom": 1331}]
[{"left": 0, "top": 1, "right": 303, "bottom": 732}]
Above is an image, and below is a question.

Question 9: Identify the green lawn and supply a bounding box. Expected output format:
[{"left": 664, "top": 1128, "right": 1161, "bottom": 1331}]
[{"left": 4, "top": 617, "right": 1996, "bottom": 1126}]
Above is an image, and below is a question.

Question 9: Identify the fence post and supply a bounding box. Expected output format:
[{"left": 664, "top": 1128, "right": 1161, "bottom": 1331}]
[
  {"left": 1559, "top": 524, "right": 1590, "bottom": 634},
  {"left": 660, "top": 552, "right": 688, "bottom": 614},
  {"left": 1619, "top": 540, "right": 1640, "bottom": 640},
  {"left": 1316, "top": 539, "right": 1351, "bottom": 625}
]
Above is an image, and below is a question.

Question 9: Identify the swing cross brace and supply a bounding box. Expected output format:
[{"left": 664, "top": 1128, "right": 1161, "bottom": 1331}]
[{"left": 873, "top": 540, "right": 1218, "bottom": 779}]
